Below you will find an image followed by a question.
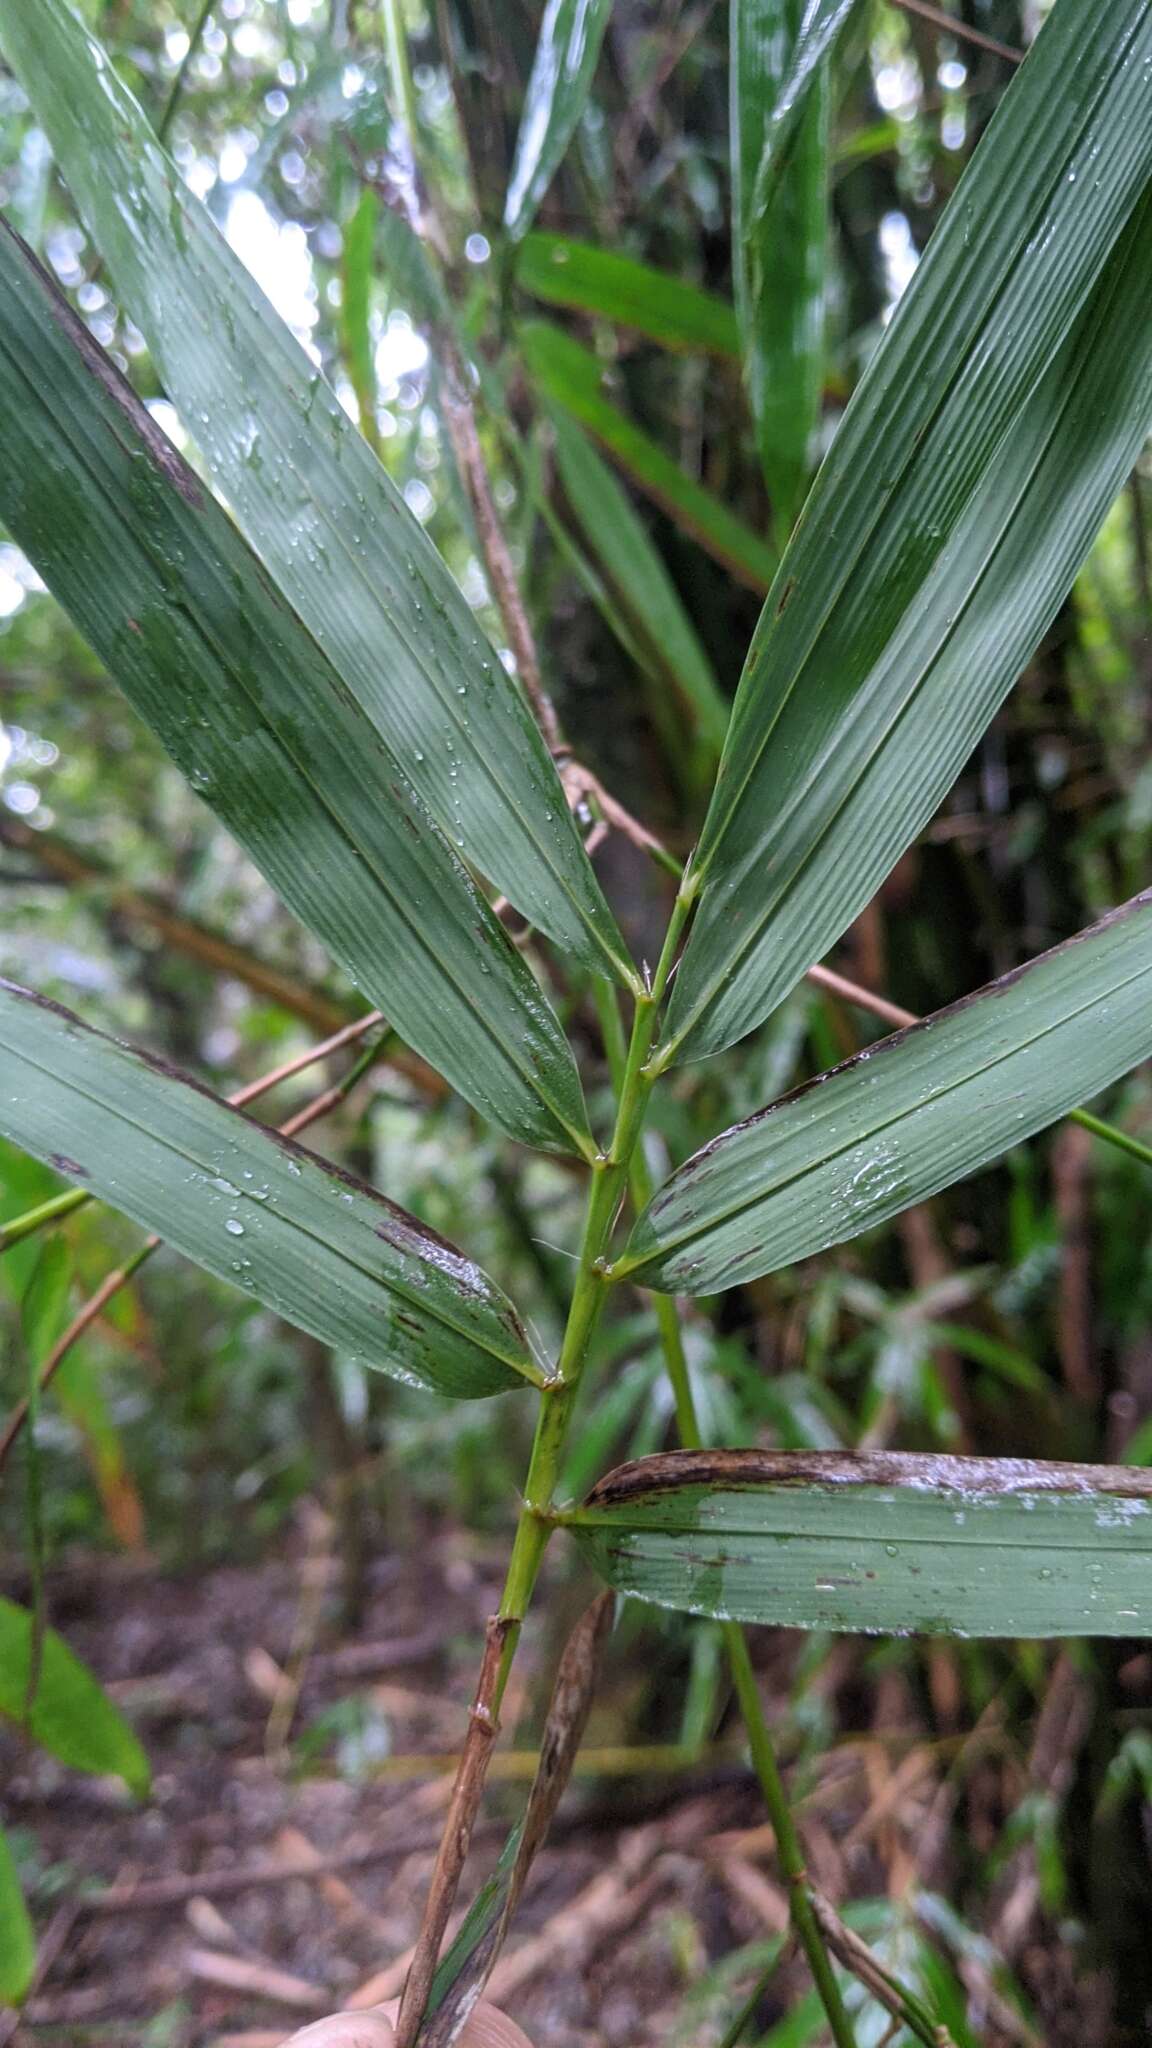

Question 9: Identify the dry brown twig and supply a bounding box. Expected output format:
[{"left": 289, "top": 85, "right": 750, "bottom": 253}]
[
  {"left": 891, "top": 0, "right": 1023, "bottom": 63},
  {"left": 393, "top": 1616, "right": 513, "bottom": 2048}
]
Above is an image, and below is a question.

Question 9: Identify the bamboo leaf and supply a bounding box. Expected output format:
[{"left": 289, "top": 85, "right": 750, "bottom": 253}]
[
  {"left": 748, "top": 0, "right": 860, "bottom": 220},
  {"left": 566, "top": 1448, "right": 1152, "bottom": 1637},
  {"left": 0, "top": 1594, "right": 150, "bottom": 1792},
  {"left": 522, "top": 320, "right": 775, "bottom": 591},
  {"left": 503, "top": 0, "right": 615, "bottom": 243},
  {"left": 0, "top": 1826, "right": 35, "bottom": 2008},
  {"left": 0, "top": 980, "right": 548, "bottom": 1400},
  {"left": 340, "top": 187, "right": 380, "bottom": 449},
  {"left": 623, "top": 893, "right": 1152, "bottom": 1294},
  {"left": 0, "top": 224, "right": 591, "bottom": 1159},
  {"left": 518, "top": 233, "right": 740, "bottom": 357},
  {"left": 0, "top": 0, "right": 632, "bottom": 992},
  {"left": 661, "top": 0, "right": 1152, "bottom": 1065},
  {"left": 733, "top": 0, "right": 830, "bottom": 534},
  {"left": 548, "top": 404, "right": 730, "bottom": 751}
]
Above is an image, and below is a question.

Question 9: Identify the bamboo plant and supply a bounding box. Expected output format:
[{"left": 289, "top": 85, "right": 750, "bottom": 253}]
[{"left": 1, "top": 0, "right": 1152, "bottom": 2038}]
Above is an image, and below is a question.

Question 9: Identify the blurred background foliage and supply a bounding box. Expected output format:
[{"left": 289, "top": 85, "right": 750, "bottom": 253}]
[{"left": 2, "top": 0, "right": 1152, "bottom": 2040}]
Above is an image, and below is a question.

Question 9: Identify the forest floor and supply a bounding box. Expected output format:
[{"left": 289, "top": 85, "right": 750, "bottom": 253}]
[{"left": 0, "top": 1513, "right": 1103, "bottom": 2048}]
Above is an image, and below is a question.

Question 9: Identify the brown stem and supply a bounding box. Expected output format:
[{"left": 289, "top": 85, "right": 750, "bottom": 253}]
[
  {"left": 393, "top": 1615, "right": 514, "bottom": 2048},
  {"left": 439, "top": 359, "right": 560, "bottom": 748},
  {"left": 804, "top": 959, "right": 915, "bottom": 1029},
  {"left": 1, "top": 816, "right": 352, "bottom": 1037},
  {"left": 890, "top": 0, "right": 1023, "bottom": 64}
]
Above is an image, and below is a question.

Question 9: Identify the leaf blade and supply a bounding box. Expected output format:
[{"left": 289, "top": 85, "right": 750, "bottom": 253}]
[
  {"left": 503, "top": 0, "right": 615, "bottom": 242},
  {"left": 733, "top": 0, "right": 831, "bottom": 534},
  {"left": 0, "top": 980, "right": 545, "bottom": 1400},
  {"left": 522, "top": 319, "right": 775, "bottom": 591},
  {"left": 664, "top": 0, "right": 1152, "bottom": 1062},
  {"left": 0, "top": 1595, "right": 150, "bottom": 1793},
  {"left": 0, "top": 0, "right": 631, "bottom": 989},
  {"left": 625, "top": 892, "right": 1152, "bottom": 1293},
  {"left": 567, "top": 1448, "right": 1152, "bottom": 1637},
  {"left": 0, "top": 223, "right": 590, "bottom": 1159},
  {"left": 518, "top": 233, "right": 740, "bottom": 357},
  {"left": 748, "top": 0, "right": 860, "bottom": 220},
  {"left": 548, "top": 404, "right": 730, "bottom": 751},
  {"left": 0, "top": 1826, "right": 36, "bottom": 2008}
]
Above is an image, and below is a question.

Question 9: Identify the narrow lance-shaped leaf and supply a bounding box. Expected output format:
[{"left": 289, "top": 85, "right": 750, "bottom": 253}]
[
  {"left": 733, "top": 0, "right": 831, "bottom": 534},
  {"left": 548, "top": 404, "right": 730, "bottom": 753},
  {"left": 0, "top": 1594, "right": 150, "bottom": 1792},
  {"left": 623, "top": 891, "right": 1152, "bottom": 1294},
  {"left": 517, "top": 233, "right": 740, "bottom": 357},
  {"left": 0, "top": 981, "right": 548, "bottom": 1401},
  {"left": 0, "top": 1826, "right": 36, "bottom": 2008},
  {"left": 503, "top": 0, "right": 615, "bottom": 242},
  {"left": 340, "top": 186, "right": 379, "bottom": 449},
  {"left": 0, "top": 0, "right": 633, "bottom": 993},
  {"left": 0, "top": 224, "right": 591, "bottom": 1159},
  {"left": 661, "top": 0, "right": 1152, "bottom": 1066},
  {"left": 749, "top": 0, "right": 860, "bottom": 219},
  {"left": 565, "top": 1449, "right": 1152, "bottom": 1638},
  {"left": 522, "top": 320, "right": 775, "bottom": 592}
]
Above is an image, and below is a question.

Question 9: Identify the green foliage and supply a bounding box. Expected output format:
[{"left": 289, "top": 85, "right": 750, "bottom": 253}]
[
  {"left": 0, "top": 1825, "right": 35, "bottom": 2007},
  {"left": 732, "top": 0, "right": 831, "bottom": 535},
  {"left": 0, "top": 0, "right": 629, "bottom": 990},
  {"left": 0, "top": 1596, "right": 149, "bottom": 1794},
  {"left": 502, "top": 0, "right": 615, "bottom": 241},
  {"left": 626, "top": 892, "right": 1152, "bottom": 1291},
  {"left": 0, "top": 0, "right": 1151, "bottom": 2037},
  {"left": 567, "top": 1446, "right": 1152, "bottom": 1636},
  {"left": 0, "top": 979, "right": 545, "bottom": 1397}
]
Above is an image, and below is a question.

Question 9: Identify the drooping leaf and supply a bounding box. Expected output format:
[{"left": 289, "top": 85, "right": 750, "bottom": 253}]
[
  {"left": 566, "top": 1448, "right": 1152, "bottom": 1637},
  {"left": 748, "top": 0, "right": 860, "bottom": 219},
  {"left": 548, "top": 405, "right": 730, "bottom": 751},
  {"left": 503, "top": 0, "right": 615, "bottom": 242},
  {"left": 623, "top": 893, "right": 1152, "bottom": 1293},
  {"left": 0, "top": 0, "right": 632, "bottom": 992},
  {"left": 0, "top": 980, "right": 550, "bottom": 1400},
  {"left": 0, "top": 1826, "right": 35, "bottom": 2007},
  {"left": 0, "top": 1595, "right": 150, "bottom": 1792},
  {"left": 661, "top": 1, "right": 1152, "bottom": 1065},
  {"left": 732, "top": 0, "right": 830, "bottom": 535},
  {"left": 0, "top": 224, "right": 592, "bottom": 1159},
  {"left": 518, "top": 233, "right": 740, "bottom": 357},
  {"left": 522, "top": 320, "right": 774, "bottom": 591}
]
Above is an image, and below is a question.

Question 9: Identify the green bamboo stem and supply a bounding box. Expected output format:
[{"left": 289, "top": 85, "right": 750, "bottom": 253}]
[
  {"left": 1, "top": 1186, "right": 88, "bottom": 1251},
  {"left": 1069, "top": 1106, "right": 1152, "bottom": 1171},
  {"left": 157, "top": 0, "right": 215, "bottom": 142},
  {"left": 493, "top": 901, "right": 693, "bottom": 1701}
]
